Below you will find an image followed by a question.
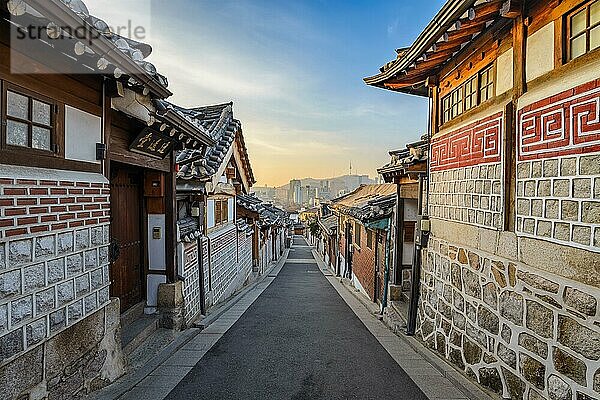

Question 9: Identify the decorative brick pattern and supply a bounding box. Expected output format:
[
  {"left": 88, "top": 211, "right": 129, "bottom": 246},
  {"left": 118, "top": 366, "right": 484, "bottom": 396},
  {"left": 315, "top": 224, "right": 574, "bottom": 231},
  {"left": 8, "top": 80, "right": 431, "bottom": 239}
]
[
  {"left": 0, "top": 172, "right": 111, "bottom": 367},
  {"left": 519, "top": 79, "right": 600, "bottom": 161},
  {"left": 516, "top": 153, "right": 600, "bottom": 252},
  {"left": 431, "top": 112, "right": 503, "bottom": 171},
  {"left": 429, "top": 163, "right": 503, "bottom": 230},
  {"left": 208, "top": 224, "right": 238, "bottom": 306},
  {"left": 181, "top": 242, "right": 201, "bottom": 324},
  {"left": 418, "top": 237, "right": 600, "bottom": 400},
  {"left": 238, "top": 231, "right": 253, "bottom": 285}
]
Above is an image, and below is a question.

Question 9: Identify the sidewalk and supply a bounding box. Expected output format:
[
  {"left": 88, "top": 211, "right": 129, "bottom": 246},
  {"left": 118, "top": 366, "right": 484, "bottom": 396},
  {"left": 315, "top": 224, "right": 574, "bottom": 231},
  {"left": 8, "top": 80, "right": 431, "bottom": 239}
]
[
  {"left": 311, "top": 248, "right": 496, "bottom": 400},
  {"left": 87, "top": 250, "right": 289, "bottom": 400}
]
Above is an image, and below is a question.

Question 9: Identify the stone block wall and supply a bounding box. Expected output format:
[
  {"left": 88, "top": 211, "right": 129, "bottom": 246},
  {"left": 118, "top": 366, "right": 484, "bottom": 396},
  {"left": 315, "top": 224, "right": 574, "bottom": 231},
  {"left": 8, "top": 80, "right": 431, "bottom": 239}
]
[
  {"left": 207, "top": 224, "right": 238, "bottom": 307},
  {"left": 417, "top": 237, "right": 599, "bottom": 400},
  {"left": 180, "top": 241, "right": 201, "bottom": 325},
  {"left": 517, "top": 79, "right": 600, "bottom": 252},
  {"left": 238, "top": 231, "right": 253, "bottom": 282},
  {"left": 0, "top": 165, "right": 123, "bottom": 399},
  {"left": 429, "top": 112, "right": 504, "bottom": 230}
]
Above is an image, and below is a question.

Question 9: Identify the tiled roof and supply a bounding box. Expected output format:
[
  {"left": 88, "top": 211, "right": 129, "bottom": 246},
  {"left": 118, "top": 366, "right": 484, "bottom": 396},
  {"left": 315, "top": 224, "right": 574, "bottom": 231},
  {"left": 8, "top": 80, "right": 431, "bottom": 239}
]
[
  {"left": 318, "top": 214, "right": 338, "bottom": 235},
  {"left": 378, "top": 138, "right": 428, "bottom": 178},
  {"left": 10, "top": 0, "right": 170, "bottom": 95},
  {"left": 176, "top": 103, "right": 254, "bottom": 183},
  {"left": 332, "top": 184, "right": 396, "bottom": 222},
  {"left": 177, "top": 217, "right": 201, "bottom": 243},
  {"left": 237, "top": 194, "right": 291, "bottom": 228}
]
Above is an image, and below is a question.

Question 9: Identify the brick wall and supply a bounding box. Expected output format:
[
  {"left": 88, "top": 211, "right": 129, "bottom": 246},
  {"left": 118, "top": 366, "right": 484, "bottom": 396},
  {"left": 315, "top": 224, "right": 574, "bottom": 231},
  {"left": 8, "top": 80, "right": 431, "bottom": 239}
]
[
  {"left": 517, "top": 79, "right": 600, "bottom": 252},
  {"left": 180, "top": 241, "right": 201, "bottom": 325},
  {"left": 0, "top": 165, "right": 122, "bottom": 398}
]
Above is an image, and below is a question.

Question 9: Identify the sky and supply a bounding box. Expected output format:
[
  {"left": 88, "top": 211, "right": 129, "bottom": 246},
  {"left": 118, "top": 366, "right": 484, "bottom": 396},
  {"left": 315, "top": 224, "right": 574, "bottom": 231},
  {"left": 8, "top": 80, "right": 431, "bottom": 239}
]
[{"left": 86, "top": 0, "right": 445, "bottom": 187}]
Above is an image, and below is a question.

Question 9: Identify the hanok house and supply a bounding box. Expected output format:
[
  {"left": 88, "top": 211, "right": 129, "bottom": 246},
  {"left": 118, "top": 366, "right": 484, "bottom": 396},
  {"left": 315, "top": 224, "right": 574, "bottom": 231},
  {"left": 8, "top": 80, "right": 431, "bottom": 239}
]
[
  {"left": 365, "top": 0, "right": 600, "bottom": 399},
  {"left": 331, "top": 184, "right": 396, "bottom": 304},
  {"left": 317, "top": 213, "right": 338, "bottom": 273},
  {"left": 176, "top": 103, "right": 256, "bottom": 312},
  {"left": 237, "top": 194, "right": 289, "bottom": 275},
  {"left": 377, "top": 139, "right": 428, "bottom": 319},
  {"left": 0, "top": 0, "right": 214, "bottom": 397}
]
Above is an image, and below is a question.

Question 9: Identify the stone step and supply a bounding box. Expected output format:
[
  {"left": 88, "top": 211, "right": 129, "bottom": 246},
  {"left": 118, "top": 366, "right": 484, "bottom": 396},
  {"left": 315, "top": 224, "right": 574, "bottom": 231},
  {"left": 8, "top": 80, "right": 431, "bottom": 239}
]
[
  {"left": 122, "top": 314, "right": 160, "bottom": 355},
  {"left": 120, "top": 301, "right": 145, "bottom": 328}
]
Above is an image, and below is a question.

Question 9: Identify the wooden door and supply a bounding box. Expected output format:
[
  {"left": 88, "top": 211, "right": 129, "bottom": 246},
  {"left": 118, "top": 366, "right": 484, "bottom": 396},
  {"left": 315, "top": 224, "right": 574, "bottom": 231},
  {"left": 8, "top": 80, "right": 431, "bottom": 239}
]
[
  {"left": 376, "top": 232, "right": 386, "bottom": 303},
  {"left": 110, "top": 166, "right": 143, "bottom": 313}
]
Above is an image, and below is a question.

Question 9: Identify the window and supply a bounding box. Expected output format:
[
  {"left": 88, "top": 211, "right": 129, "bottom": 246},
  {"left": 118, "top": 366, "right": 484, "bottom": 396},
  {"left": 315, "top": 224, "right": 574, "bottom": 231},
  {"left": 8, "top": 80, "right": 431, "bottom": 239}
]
[
  {"left": 479, "top": 66, "right": 494, "bottom": 103},
  {"left": 4, "top": 88, "right": 54, "bottom": 151},
  {"left": 366, "top": 229, "right": 374, "bottom": 249},
  {"left": 354, "top": 221, "right": 361, "bottom": 247},
  {"left": 441, "top": 65, "right": 495, "bottom": 124},
  {"left": 213, "top": 199, "right": 230, "bottom": 226},
  {"left": 567, "top": 0, "right": 600, "bottom": 60}
]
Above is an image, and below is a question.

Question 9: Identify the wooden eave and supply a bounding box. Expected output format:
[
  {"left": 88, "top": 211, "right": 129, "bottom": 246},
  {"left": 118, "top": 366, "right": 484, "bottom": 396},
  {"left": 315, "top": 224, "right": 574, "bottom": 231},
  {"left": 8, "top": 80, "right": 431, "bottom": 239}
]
[{"left": 364, "top": 0, "right": 516, "bottom": 96}]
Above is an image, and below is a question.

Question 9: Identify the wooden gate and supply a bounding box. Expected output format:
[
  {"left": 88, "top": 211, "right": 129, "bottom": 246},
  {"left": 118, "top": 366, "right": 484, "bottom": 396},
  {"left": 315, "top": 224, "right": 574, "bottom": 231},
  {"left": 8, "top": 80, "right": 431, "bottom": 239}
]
[{"left": 110, "top": 166, "right": 143, "bottom": 313}]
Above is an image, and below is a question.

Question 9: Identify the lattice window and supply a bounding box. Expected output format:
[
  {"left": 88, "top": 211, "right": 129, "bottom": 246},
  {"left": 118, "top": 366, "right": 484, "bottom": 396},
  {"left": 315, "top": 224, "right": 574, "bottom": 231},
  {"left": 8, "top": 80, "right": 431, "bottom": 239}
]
[{"left": 568, "top": 0, "right": 600, "bottom": 60}]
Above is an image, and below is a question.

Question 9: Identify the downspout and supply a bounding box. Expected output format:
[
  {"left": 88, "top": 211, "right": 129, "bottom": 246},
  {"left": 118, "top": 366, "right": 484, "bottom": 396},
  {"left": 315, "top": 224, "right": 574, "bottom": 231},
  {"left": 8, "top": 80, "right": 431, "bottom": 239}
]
[{"left": 380, "top": 218, "right": 392, "bottom": 315}]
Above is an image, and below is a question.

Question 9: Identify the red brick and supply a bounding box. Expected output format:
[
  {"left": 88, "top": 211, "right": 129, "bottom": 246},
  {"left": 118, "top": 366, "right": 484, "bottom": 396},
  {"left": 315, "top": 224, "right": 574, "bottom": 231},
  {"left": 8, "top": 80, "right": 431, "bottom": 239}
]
[
  {"left": 68, "top": 205, "right": 83, "bottom": 212},
  {"left": 76, "top": 212, "right": 91, "bottom": 219},
  {"left": 59, "top": 181, "right": 75, "bottom": 186},
  {"left": 51, "top": 223, "right": 68, "bottom": 230},
  {"left": 77, "top": 197, "right": 93, "bottom": 203},
  {"left": 29, "top": 207, "right": 49, "bottom": 214},
  {"left": 59, "top": 197, "right": 75, "bottom": 204},
  {"left": 92, "top": 211, "right": 104, "bottom": 218},
  {"left": 17, "top": 217, "right": 38, "bottom": 226},
  {"left": 574, "top": 80, "right": 597, "bottom": 95},
  {"left": 93, "top": 197, "right": 108, "bottom": 203},
  {"left": 91, "top": 183, "right": 103, "bottom": 188},
  {"left": 85, "top": 218, "right": 99, "bottom": 225},
  {"left": 101, "top": 189, "right": 110, "bottom": 195},
  {"left": 17, "top": 198, "right": 37, "bottom": 206},
  {"left": 6, "top": 228, "right": 27, "bottom": 237},
  {"left": 40, "top": 198, "right": 58, "bottom": 205},
  {"left": 39, "top": 180, "right": 58, "bottom": 186},
  {"left": 59, "top": 213, "right": 75, "bottom": 221},
  {"left": 98, "top": 217, "right": 110, "bottom": 223},
  {"left": 30, "top": 225, "right": 50, "bottom": 233},
  {"left": 41, "top": 215, "right": 58, "bottom": 223},
  {"left": 84, "top": 204, "right": 100, "bottom": 211},
  {"left": 76, "top": 182, "right": 90, "bottom": 187},
  {"left": 16, "top": 179, "right": 37, "bottom": 185},
  {"left": 0, "top": 178, "right": 14, "bottom": 185},
  {"left": 50, "top": 206, "right": 67, "bottom": 213},
  {"left": 0, "top": 219, "right": 14, "bottom": 227},
  {"left": 68, "top": 189, "right": 84, "bottom": 195},
  {"left": 5, "top": 208, "right": 27, "bottom": 216},
  {"left": 85, "top": 189, "right": 101, "bottom": 195},
  {"left": 4, "top": 188, "right": 27, "bottom": 196},
  {"left": 0, "top": 199, "right": 14, "bottom": 207},
  {"left": 30, "top": 188, "right": 48, "bottom": 195},
  {"left": 69, "top": 221, "right": 85, "bottom": 228},
  {"left": 50, "top": 188, "right": 68, "bottom": 195}
]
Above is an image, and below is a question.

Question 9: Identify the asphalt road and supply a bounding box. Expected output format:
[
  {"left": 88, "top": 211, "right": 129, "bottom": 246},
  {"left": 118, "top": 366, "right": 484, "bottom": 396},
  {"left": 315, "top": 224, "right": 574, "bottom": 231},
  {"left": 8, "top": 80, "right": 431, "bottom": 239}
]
[{"left": 165, "top": 236, "right": 428, "bottom": 400}]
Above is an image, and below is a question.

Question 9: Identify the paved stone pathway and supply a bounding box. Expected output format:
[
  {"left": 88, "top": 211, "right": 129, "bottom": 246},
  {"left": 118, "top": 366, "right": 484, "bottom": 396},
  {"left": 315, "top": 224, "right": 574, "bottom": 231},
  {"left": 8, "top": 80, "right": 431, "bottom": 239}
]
[{"left": 93, "top": 236, "right": 491, "bottom": 400}]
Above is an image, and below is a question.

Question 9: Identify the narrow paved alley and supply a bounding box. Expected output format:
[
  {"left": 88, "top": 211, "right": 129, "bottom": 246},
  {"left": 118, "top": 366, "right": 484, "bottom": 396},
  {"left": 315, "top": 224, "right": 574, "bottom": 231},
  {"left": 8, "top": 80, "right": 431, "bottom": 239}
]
[{"left": 165, "top": 236, "right": 428, "bottom": 399}]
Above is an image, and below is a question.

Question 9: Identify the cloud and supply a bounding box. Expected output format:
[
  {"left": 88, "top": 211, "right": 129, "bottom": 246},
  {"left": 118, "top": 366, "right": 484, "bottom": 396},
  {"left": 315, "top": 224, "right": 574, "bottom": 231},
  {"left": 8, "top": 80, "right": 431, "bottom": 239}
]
[{"left": 387, "top": 18, "right": 399, "bottom": 36}]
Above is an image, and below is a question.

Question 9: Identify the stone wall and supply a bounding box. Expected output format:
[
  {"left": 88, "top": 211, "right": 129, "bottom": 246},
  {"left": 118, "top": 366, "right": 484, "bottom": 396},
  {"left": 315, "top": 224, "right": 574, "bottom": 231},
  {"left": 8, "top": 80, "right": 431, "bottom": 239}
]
[
  {"left": 0, "top": 165, "right": 123, "bottom": 399},
  {"left": 429, "top": 112, "right": 504, "bottom": 230},
  {"left": 207, "top": 224, "right": 237, "bottom": 307},
  {"left": 180, "top": 241, "right": 201, "bottom": 325},
  {"left": 517, "top": 79, "right": 600, "bottom": 252},
  {"left": 238, "top": 231, "right": 252, "bottom": 284},
  {"left": 417, "top": 236, "right": 600, "bottom": 400}
]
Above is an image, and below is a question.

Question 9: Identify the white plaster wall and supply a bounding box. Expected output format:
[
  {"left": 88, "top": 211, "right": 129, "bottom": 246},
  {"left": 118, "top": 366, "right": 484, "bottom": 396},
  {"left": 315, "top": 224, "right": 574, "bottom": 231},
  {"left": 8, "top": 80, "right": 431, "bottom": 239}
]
[
  {"left": 526, "top": 22, "right": 554, "bottom": 83},
  {"left": 207, "top": 199, "right": 215, "bottom": 229},
  {"left": 228, "top": 197, "right": 234, "bottom": 222},
  {"left": 496, "top": 48, "right": 514, "bottom": 96},
  {"left": 64, "top": 106, "right": 102, "bottom": 164},
  {"left": 145, "top": 274, "right": 166, "bottom": 309}
]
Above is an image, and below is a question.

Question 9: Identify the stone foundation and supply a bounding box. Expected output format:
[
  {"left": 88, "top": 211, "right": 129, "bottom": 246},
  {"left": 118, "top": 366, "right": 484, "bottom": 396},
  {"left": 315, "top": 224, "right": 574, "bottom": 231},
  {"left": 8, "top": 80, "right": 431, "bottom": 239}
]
[
  {"left": 0, "top": 299, "right": 124, "bottom": 400},
  {"left": 417, "top": 235, "right": 599, "bottom": 400}
]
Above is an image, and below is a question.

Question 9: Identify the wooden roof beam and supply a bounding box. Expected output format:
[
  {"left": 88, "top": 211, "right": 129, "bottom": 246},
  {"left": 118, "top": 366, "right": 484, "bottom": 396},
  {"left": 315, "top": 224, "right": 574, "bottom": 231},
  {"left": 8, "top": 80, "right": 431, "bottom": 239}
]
[
  {"left": 500, "top": 0, "right": 522, "bottom": 19},
  {"left": 445, "top": 23, "right": 488, "bottom": 41}
]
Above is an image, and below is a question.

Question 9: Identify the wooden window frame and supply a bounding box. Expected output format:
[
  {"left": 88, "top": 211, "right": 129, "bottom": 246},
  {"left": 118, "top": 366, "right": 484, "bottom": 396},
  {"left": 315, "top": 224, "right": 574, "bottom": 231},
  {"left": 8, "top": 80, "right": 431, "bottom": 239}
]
[
  {"left": 213, "top": 198, "right": 231, "bottom": 227},
  {"left": 354, "top": 221, "right": 361, "bottom": 249},
  {"left": 440, "top": 64, "right": 495, "bottom": 124},
  {"left": 366, "top": 229, "right": 374, "bottom": 250},
  {"left": 566, "top": 0, "right": 600, "bottom": 61},
  {"left": 1, "top": 82, "right": 58, "bottom": 155}
]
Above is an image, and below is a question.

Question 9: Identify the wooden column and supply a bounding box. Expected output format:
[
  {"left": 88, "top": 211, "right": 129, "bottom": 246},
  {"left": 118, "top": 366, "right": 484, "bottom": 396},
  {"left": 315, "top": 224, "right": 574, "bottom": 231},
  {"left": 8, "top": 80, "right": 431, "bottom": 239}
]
[{"left": 165, "top": 157, "right": 177, "bottom": 283}]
